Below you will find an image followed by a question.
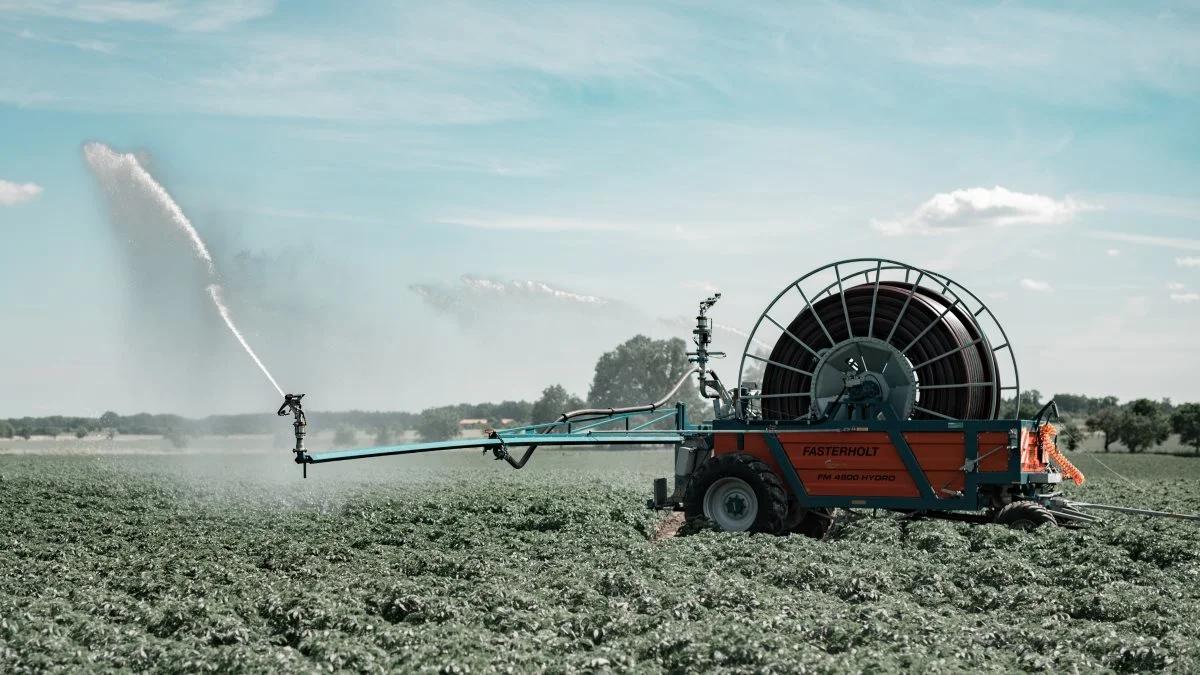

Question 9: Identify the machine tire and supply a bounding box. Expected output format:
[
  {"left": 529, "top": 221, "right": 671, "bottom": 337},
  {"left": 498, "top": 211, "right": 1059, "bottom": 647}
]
[
  {"left": 784, "top": 504, "right": 837, "bottom": 540},
  {"left": 684, "top": 453, "right": 788, "bottom": 534},
  {"left": 993, "top": 501, "right": 1057, "bottom": 530}
]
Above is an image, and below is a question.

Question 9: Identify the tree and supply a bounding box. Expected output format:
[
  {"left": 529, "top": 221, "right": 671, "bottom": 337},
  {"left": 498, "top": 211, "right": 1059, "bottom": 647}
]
[
  {"left": 374, "top": 427, "right": 398, "bottom": 446},
  {"left": 1161, "top": 397, "right": 1176, "bottom": 415},
  {"left": 740, "top": 347, "right": 770, "bottom": 388},
  {"left": 74, "top": 428, "right": 88, "bottom": 439},
  {"left": 332, "top": 425, "right": 358, "bottom": 448},
  {"left": 164, "top": 428, "right": 188, "bottom": 449},
  {"left": 17, "top": 428, "right": 31, "bottom": 440},
  {"left": 1000, "top": 389, "right": 1043, "bottom": 419},
  {"left": 99, "top": 411, "right": 119, "bottom": 430},
  {"left": 0, "top": 421, "right": 12, "bottom": 439},
  {"left": 530, "top": 384, "right": 585, "bottom": 425},
  {"left": 1060, "top": 421, "right": 1083, "bottom": 452},
  {"left": 1052, "top": 394, "right": 1120, "bottom": 418},
  {"left": 416, "top": 406, "right": 461, "bottom": 442},
  {"left": 587, "top": 335, "right": 708, "bottom": 424},
  {"left": 1086, "top": 407, "right": 1125, "bottom": 452},
  {"left": 1171, "top": 403, "right": 1200, "bottom": 456},
  {"left": 1117, "top": 398, "right": 1171, "bottom": 453}
]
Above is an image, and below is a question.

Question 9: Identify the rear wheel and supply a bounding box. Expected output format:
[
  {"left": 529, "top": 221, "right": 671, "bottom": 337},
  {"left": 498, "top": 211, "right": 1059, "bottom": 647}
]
[
  {"left": 684, "top": 453, "right": 788, "bottom": 533},
  {"left": 993, "top": 501, "right": 1057, "bottom": 530},
  {"left": 784, "top": 504, "right": 837, "bottom": 539}
]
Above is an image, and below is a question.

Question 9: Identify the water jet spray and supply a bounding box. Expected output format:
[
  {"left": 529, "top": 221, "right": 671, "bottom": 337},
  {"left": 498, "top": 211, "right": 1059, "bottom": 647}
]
[{"left": 83, "top": 141, "right": 285, "bottom": 398}]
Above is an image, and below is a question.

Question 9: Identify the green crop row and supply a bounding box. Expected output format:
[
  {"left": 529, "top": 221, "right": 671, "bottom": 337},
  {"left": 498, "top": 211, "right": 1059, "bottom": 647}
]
[{"left": 3, "top": 451, "right": 1200, "bottom": 673}]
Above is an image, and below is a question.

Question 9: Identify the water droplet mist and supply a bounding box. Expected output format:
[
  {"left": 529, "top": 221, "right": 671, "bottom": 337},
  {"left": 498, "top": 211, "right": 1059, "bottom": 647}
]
[{"left": 82, "top": 141, "right": 285, "bottom": 399}]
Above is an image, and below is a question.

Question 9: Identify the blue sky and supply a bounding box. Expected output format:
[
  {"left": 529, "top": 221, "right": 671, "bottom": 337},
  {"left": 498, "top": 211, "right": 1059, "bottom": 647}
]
[{"left": 1, "top": 0, "right": 1198, "bottom": 417}]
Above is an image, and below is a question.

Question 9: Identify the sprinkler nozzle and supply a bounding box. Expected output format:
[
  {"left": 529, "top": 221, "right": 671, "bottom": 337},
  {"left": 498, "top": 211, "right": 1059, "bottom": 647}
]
[{"left": 277, "top": 393, "right": 308, "bottom": 469}]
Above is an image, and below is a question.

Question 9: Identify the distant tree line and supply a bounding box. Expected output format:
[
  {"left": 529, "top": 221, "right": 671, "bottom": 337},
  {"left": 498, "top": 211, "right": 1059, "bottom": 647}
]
[
  {"left": 6, "top": 338, "right": 1199, "bottom": 457},
  {"left": 1000, "top": 390, "right": 1200, "bottom": 456},
  {"left": 411, "top": 334, "right": 706, "bottom": 442}
]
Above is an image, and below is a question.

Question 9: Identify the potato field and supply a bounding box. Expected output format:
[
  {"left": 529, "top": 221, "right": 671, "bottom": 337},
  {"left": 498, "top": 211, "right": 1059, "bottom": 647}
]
[{"left": 4, "top": 448, "right": 1200, "bottom": 673}]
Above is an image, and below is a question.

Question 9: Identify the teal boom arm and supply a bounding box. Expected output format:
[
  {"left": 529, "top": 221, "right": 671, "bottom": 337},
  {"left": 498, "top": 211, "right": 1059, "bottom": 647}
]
[
  {"left": 277, "top": 296, "right": 729, "bottom": 477},
  {"left": 305, "top": 431, "right": 686, "bottom": 464},
  {"left": 278, "top": 372, "right": 701, "bottom": 477}
]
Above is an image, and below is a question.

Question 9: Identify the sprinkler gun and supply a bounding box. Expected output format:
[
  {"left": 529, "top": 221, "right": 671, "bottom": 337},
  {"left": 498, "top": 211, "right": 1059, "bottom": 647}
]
[
  {"left": 688, "top": 293, "right": 738, "bottom": 418},
  {"left": 277, "top": 393, "right": 309, "bottom": 475}
]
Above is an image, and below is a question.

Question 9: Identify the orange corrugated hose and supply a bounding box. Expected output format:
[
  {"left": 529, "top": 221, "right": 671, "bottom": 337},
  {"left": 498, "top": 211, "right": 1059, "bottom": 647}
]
[{"left": 1041, "top": 423, "right": 1085, "bottom": 485}]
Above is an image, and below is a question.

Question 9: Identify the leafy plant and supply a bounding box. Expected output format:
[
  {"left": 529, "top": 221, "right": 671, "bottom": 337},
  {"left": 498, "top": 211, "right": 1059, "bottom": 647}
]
[{"left": 3, "top": 452, "right": 1200, "bottom": 673}]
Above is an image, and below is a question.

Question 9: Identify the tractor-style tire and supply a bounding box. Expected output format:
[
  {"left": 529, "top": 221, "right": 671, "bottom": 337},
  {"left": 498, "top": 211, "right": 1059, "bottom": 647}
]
[
  {"left": 993, "top": 501, "right": 1057, "bottom": 530},
  {"left": 683, "top": 453, "right": 788, "bottom": 534},
  {"left": 785, "top": 504, "right": 837, "bottom": 540}
]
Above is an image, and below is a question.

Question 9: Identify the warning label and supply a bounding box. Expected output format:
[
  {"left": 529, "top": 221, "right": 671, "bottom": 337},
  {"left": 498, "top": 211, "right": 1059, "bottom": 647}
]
[
  {"left": 816, "top": 473, "right": 897, "bottom": 482},
  {"left": 801, "top": 445, "right": 880, "bottom": 457}
]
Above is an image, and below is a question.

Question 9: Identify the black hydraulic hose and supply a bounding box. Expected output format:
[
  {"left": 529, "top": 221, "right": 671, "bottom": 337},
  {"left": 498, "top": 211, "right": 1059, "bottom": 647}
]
[
  {"left": 494, "top": 366, "right": 700, "bottom": 469},
  {"left": 761, "top": 283, "right": 999, "bottom": 420}
]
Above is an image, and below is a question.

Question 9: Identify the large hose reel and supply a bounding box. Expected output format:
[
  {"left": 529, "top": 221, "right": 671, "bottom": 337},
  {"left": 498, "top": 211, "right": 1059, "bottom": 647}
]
[{"left": 738, "top": 259, "right": 1019, "bottom": 421}]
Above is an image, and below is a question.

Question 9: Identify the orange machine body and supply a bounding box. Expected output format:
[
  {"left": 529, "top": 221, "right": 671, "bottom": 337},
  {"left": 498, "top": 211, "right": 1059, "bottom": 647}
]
[{"left": 708, "top": 419, "right": 1055, "bottom": 510}]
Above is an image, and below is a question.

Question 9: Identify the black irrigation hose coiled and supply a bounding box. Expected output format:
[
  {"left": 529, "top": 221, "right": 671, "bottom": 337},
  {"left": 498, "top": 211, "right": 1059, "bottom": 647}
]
[{"left": 761, "top": 282, "right": 1000, "bottom": 420}]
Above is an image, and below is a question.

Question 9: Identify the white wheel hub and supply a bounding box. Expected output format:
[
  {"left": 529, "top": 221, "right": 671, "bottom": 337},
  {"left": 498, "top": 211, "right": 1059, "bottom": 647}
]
[{"left": 703, "top": 477, "right": 759, "bottom": 531}]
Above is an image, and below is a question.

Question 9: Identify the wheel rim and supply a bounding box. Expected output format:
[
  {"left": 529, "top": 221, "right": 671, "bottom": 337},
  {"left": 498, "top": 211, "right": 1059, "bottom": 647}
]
[{"left": 703, "top": 477, "right": 759, "bottom": 531}]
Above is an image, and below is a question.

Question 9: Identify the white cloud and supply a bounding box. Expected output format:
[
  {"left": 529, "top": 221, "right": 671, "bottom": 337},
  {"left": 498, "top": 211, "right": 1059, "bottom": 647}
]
[
  {"left": 1092, "top": 232, "right": 1200, "bottom": 252},
  {"left": 1021, "top": 278, "right": 1053, "bottom": 292},
  {"left": 872, "top": 186, "right": 1094, "bottom": 236},
  {"left": 988, "top": 291, "right": 1009, "bottom": 300},
  {"left": 0, "top": 0, "right": 274, "bottom": 31},
  {"left": 1170, "top": 293, "right": 1200, "bottom": 303},
  {"left": 1166, "top": 282, "right": 1186, "bottom": 291},
  {"left": 1106, "top": 249, "right": 1120, "bottom": 257},
  {"left": 1179, "top": 257, "right": 1200, "bottom": 267},
  {"left": 0, "top": 179, "right": 42, "bottom": 205}
]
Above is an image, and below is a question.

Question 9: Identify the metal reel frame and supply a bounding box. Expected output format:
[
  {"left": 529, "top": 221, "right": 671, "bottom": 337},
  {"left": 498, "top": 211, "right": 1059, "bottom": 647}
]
[{"left": 736, "top": 257, "right": 1022, "bottom": 421}]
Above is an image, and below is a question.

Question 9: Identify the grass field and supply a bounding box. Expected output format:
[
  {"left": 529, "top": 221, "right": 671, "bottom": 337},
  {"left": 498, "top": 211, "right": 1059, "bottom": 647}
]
[{"left": 4, "top": 442, "right": 1200, "bottom": 673}]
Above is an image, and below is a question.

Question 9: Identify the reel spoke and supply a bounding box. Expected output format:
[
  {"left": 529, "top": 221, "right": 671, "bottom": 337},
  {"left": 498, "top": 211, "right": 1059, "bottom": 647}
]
[{"left": 740, "top": 258, "right": 1020, "bottom": 422}]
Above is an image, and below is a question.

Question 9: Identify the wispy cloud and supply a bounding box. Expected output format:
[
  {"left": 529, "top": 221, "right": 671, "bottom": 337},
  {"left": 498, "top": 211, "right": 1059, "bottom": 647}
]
[
  {"left": 0, "top": 179, "right": 42, "bottom": 205},
  {"left": 873, "top": 186, "right": 1094, "bottom": 236},
  {"left": 180, "top": 2, "right": 708, "bottom": 123},
  {"left": 1170, "top": 293, "right": 1200, "bottom": 303},
  {"left": 436, "top": 211, "right": 717, "bottom": 244},
  {"left": 1179, "top": 257, "right": 1200, "bottom": 267},
  {"left": 0, "top": 0, "right": 275, "bottom": 31},
  {"left": 250, "top": 207, "right": 389, "bottom": 225},
  {"left": 1166, "top": 282, "right": 1186, "bottom": 291},
  {"left": 6, "top": 27, "right": 114, "bottom": 53},
  {"left": 1021, "top": 278, "right": 1053, "bottom": 292},
  {"left": 1107, "top": 249, "right": 1120, "bottom": 257},
  {"left": 1093, "top": 232, "right": 1200, "bottom": 252},
  {"left": 808, "top": 3, "right": 1200, "bottom": 104},
  {"left": 1084, "top": 192, "right": 1200, "bottom": 220}
]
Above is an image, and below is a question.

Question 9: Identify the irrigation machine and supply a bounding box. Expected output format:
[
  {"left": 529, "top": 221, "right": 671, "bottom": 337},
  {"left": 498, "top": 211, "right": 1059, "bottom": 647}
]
[{"left": 276, "top": 258, "right": 1200, "bottom": 537}]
